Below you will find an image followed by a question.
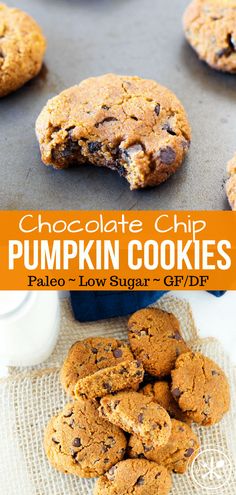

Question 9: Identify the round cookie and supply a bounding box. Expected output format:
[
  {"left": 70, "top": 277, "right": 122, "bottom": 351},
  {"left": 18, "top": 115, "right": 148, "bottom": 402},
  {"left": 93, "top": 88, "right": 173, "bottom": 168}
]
[
  {"left": 183, "top": 0, "right": 236, "bottom": 73},
  {"left": 128, "top": 308, "right": 189, "bottom": 377},
  {"left": 226, "top": 153, "right": 236, "bottom": 210},
  {"left": 0, "top": 3, "right": 46, "bottom": 97},
  {"left": 171, "top": 352, "right": 230, "bottom": 426},
  {"left": 61, "top": 337, "right": 134, "bottom": 397},
  {"left": 44, "top": 399, "right": 127, "bottom": 478},
  {"left": 74, "top": 360, "right": 144, "bottom": 399},
  {"left": 99, "top": 390, "right": 172, "bottom": 449},
  {"left": 141, "top": 380, "right": 191, "bottom": 424},
  {"left": 94, "top": 459, "right": 172, "bottom": 495},
  {"left": 36, "top": 73, "right": 191, "bottom": 190},
  {"left": 128, "top": 419, "right": 200, "bottom": 474}
]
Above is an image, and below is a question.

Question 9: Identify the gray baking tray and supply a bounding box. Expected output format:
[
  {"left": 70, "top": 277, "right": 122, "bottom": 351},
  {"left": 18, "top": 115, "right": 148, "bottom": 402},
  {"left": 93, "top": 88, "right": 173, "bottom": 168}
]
[{"left": 0, "top": 0, "right": 235, "bottom": 210}]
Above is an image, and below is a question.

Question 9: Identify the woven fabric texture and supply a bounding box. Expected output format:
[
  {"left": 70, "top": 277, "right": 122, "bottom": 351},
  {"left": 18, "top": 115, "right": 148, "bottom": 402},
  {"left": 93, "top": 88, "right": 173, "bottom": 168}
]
[{"left": 0, "top": 296, "right": 235, "bottom": 495}]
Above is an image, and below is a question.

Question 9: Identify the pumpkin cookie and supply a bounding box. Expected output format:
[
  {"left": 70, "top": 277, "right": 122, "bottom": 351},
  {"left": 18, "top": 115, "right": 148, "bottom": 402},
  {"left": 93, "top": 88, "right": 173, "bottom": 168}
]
[
  {"left": 226, "top": 153, "right": 236, "bottom": 210},
  {"left": 36, "top": 73, "right": 191, "bottom": 190},
  {"left": 61, "top": 337, "right": 133, "bottom": 397},
  {"left": 44, "top": 399, "right": 126, "bottom": 478},
  {"left": 128, "top": 419, "right": 200, "bottom": 474},
  {"left": 183, "top": 0, "right": 236, "bottom": 73},
  {"left": 99, "top": 390, "right": 171, "bottom": 448},
  {"left": 94, "top": 459, "right": 172, "bottom": 495},
  {"left": 0, "top": 3, "right": 46, "bottom": 97},
  {"left": 141, "top": 380, "right": 191, "bottom": 424},
  {"left": 171, "top": 352, "right": 230, "bottom": 426},
  {"left": 74, "top": 360, "right": 144, "bottom": 399},
  {"left": 128, "top": 308, "right": 189, "bottom": 377}
]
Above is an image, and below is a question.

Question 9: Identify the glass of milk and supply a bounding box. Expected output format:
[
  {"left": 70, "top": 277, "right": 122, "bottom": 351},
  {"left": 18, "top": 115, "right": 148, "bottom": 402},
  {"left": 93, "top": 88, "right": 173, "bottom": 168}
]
[{"left": 0, "top": 291, "right": 60, "bottom": 366}]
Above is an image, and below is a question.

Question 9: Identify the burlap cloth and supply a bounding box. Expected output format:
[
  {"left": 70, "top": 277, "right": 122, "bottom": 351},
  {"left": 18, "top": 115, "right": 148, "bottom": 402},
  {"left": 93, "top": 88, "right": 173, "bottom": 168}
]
[{"left": 0, "top": 295, "right": 235, "bottom": 495}]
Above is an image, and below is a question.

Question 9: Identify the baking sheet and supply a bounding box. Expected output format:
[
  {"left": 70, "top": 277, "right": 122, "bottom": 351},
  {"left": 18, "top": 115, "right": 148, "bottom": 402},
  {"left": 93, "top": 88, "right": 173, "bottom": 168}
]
[{"left": 0, "top": 0, "right": 235, "bottom": 210}]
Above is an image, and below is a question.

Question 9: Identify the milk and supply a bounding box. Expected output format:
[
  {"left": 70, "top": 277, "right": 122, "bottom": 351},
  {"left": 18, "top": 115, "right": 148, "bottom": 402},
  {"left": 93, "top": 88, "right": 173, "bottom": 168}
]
[{"left": 0, "top": 291, "right": 60, "bottom": 366}]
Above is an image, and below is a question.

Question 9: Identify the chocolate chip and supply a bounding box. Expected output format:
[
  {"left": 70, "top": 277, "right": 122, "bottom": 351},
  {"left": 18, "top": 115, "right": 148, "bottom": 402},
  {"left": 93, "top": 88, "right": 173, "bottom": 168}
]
[
  {"left": 184, "top": 448, "right": 194, "bottom": 458},
  {"left": 52, "top": 138, "right": 82, "bottom": 163},
  {"left": 179, "top": 426, "right": 185, "bottom": 432},
  {"left": 123, "top": 143, "right": 144, "bottom": 161},
  {"left": 138, "top": 413, "right": 144, "bottom": 424},
  {"left": 212, "top": 370, "right": 219, "bottom": 376},
  {"left": 52, "top": 437, "right": 60, "bottom": 444},
  {"left": 107, "top": 466, "right": 116, "bottom": 480},
  {"left": 88, "top": 141, "right": 102, "bottom": 153},
  {"left": 136, "top": 476, "right": 145, "bottom": 486},
  {"left": 95, "top": 117, "right": 118, "bottom": 128},
  {"left": 103, "top": 382, "right": 112, "bottom": 392},
  {"left": 144, "top": 445, "right": 153, "bottom": 452},
  {"left": 159, "top": 146, "right": 176, "bottom": 165},
  {"left": 91, "top": 347, "right": 98, "bottom": 354},
  {"left": 63, "top": 410, "right": 73, "bottom": 418},
  {"left": 169, "top": 331, "right": 182, "bottom": 341},
  {"left": 115, "top": 163, "right": 127, "bottom": 177},
  {"left": 72, "top": 438, "right": 81, "bottom": 448},
  {"left": 154, "top": 104, "right": 161, "bottom": 116},
  {"left": 172, "top": 388, "right": 182, "bottom": 399},
  {"left": 104, "top": 458, "right": 109, "bottom": 464},
  {"left": 155, "top": 473, "right": 161, "bottom": 478},
  {"left": 113, "top": 349, "right": 123, "bottom": 358},
  {"left": 217, "top": 33, "right": 236, "bottom": 58},
  {"left": 162, "top": 122, "right": 177, "bottom": 136},
  {"left": 102, "top": 104, "right": 110, "bottom": 110},
  {"left": 136, "top": 360, "right": 143, "bottom": 368},
  {"left": 113, "top": 400, "right": 120, "bottom": 409}
]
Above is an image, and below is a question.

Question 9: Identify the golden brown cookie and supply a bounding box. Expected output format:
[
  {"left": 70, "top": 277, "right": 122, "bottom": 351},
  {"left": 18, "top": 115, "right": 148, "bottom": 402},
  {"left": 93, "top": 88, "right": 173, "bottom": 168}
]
[
  {"left": 35, "top": 73, "right": 191, "bottom": 190},
  {"left": 94, "top": 459, "right": 172, "bottom": 495},
  {"left": 128, "top": 419, "right": 200, "bottom": 474},
  {"left": 128, "top": 308, "right": 189, "bottom": 377},
  {"left": 99, "top": 390, "right": 172, "bottom": 449},
  {"left": 0, "top": 3, "right": 46, "bottom": 97},
  {"left": 183, "top": 0, "right": 236, "bottom": 73},
  {"left": 61, "top": 337, "right": 134, "bottom": 397},
  {"left": 171, "top": 352, "right": 230, "bottom": 426},
  {"left": 44, "top": 399, "right": 126, "bottom": 478},
  {"left": 141, "top": 380, "right": 191, "bottom": 424},
  {"left": 74, "top": 360, "right": 144, "bottom": 399},
  {"left": 226, "top": 153, "right": 236, "bottom": 210}
]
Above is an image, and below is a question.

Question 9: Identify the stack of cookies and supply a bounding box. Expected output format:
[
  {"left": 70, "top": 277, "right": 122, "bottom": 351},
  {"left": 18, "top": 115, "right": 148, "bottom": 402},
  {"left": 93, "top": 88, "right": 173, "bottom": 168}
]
[{"left": 44, "top": 307, "right": 230, "bottom": 495}]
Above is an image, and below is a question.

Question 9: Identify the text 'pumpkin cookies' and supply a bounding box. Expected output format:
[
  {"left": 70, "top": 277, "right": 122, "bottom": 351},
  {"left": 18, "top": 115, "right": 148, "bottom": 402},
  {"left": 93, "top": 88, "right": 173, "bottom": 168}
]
[
  {"left": 0, "top": 3, "right": 46, "bottom": 97},
  {"left": 36, "top": 73, "right": 191, "bottom": 190}
]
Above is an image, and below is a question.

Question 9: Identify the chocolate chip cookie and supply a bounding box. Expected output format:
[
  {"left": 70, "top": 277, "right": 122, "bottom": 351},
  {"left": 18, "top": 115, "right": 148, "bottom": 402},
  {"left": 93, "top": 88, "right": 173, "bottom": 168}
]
[
  {"left": 74, "top": 360, "right": 144, "bottom": 399},
  {"left": 128, "top": 308, "right": 189, "bottom": 377},
  {"left": 94, "top": 459, "right": 172, "bottom": 495},
  {"left": 44, "top": 399, "right": 126, "bottom": 478},
  {"left": 61, "top": 337, "right": 133, "bottom": 397},
  {"left": 36, "top": 73, "right": 191, "bottom": 190},
  {"left": 0, "top": 3, "right": 46, "bottom": 97},
  {"left": 226, "top": 153, "right": 236, "bottom": 210},
  {"left": 99, "top": 390, "right": 171, "bottom": 448},
  {"left": 128, "top": 419, "right": 200, "bottom": 474},
  {"left": 141, "top": 380, "right": 191, "bottom": 424},
  {"left": 183, "top": 0, "right": 236, "bottom": 73},
  {"left": 171, "top": 352, "right": 230, "bottom": 426}
]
